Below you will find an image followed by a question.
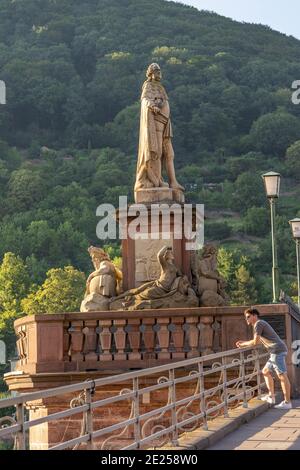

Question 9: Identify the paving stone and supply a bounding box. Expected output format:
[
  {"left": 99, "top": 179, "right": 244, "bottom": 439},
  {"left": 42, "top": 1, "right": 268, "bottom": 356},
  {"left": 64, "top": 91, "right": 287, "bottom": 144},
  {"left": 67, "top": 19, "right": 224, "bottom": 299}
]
[
  {"left": 251, "top": 428, "right": 300, "bottom": 441},
  {"left": 234, "top": 441, "right": 261, "bottom": 450},
  {"left": 254, "top": 441, "right": 294, "bottom": 450},
  {"left": 269, "top": 419, "right": 300, "bottom": 428}
]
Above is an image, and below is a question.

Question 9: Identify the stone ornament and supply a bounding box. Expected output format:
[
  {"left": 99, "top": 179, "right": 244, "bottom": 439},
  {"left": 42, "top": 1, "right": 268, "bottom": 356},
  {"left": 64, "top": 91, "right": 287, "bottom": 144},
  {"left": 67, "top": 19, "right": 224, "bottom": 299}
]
[
  {"left": 134, "top": 63, "right": 184, "bottom": 203},
  {"left": 110, "top": 246, "right": 198, "bottom": 310},
  {"left": 193, "top": 244, "right": 229, "bottom": 307},
  {"left": 80, "top": 246, "right": 123, "bottom": 312}
]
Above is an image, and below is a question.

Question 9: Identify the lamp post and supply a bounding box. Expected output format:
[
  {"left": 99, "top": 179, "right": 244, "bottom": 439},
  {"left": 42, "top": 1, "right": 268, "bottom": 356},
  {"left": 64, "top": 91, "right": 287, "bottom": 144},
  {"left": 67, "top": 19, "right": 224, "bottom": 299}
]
[
  {"left": 289, "top": 218, "right": 300, "bottom": 308},
  {"left": 262, "top": 171, "right": 281, "bottom": 303}
]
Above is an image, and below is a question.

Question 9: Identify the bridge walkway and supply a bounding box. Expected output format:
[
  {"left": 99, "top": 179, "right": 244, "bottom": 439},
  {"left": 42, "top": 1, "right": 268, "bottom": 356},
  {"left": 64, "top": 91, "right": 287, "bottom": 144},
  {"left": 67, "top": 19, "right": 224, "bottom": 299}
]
[{"left": 207, "top": 400, "right": 300, "bottom": 450}]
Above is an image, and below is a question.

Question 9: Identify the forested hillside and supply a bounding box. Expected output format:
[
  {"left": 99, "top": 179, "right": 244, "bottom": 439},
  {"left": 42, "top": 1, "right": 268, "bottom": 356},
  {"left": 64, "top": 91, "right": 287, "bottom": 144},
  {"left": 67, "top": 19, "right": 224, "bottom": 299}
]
[{"left": 1, "top": 0, "right": 300, "bottom": 358}]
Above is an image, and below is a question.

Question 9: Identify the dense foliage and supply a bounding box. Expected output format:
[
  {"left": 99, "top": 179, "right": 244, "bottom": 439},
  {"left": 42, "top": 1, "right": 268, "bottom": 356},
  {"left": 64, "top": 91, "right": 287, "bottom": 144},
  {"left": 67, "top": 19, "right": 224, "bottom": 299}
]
[{"left": 0, "top": 0, "right": 300, "bottom": 362}]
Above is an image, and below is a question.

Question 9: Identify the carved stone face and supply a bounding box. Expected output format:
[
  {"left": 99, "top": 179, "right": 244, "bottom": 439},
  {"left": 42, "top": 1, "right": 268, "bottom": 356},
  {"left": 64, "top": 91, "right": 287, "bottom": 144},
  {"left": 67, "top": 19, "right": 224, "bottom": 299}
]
[
  {"left": 151, "top": 69, "right": 162, "bottom": 81},
  {"left": 203, "top": 246, "right": 217, "bottom": 259},
  {"left": 91, "top": 254, "right": 101, "bottom": 270}
]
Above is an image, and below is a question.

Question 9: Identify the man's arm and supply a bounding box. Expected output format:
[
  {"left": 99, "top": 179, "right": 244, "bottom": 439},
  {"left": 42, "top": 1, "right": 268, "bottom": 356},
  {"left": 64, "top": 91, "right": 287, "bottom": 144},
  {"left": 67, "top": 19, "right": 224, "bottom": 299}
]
[{"left": 236, "top": 334, "right": 261, "bottom": 348}]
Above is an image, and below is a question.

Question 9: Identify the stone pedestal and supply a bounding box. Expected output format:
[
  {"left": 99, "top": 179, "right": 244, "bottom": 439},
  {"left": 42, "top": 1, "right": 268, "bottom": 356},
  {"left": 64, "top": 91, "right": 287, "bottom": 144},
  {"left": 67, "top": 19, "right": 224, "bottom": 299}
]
[
  {"left": 135, "top": 187, "right": 185, "bottom": 204},
  {"left": 118, "top": 203, "right": 196, "bottom": 291}
]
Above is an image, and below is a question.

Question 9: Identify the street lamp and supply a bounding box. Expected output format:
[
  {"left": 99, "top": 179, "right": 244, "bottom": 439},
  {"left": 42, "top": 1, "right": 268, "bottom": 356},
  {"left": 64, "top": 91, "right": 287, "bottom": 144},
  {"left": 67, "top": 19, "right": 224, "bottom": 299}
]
[
  {"left": 262, "top": 171, "right": 281, "bottom": 303},
  {"left": 289, "top": 218, "right": 300, "bottom": 308}
]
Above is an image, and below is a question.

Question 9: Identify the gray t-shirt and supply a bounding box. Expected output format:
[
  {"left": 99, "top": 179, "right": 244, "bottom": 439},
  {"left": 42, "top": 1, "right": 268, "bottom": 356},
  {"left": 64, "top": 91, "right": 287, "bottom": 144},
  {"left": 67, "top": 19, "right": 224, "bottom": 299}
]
[{"left": 254, "top": 320, "right": 287, "bottom": 354}]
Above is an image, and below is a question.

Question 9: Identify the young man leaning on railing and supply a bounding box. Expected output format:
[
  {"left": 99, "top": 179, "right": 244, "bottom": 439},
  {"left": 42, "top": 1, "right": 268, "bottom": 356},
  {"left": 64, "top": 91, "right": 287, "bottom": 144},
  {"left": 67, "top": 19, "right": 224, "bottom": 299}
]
[{"left": 236, "top": 308, "right": 292, "bottom": 409}]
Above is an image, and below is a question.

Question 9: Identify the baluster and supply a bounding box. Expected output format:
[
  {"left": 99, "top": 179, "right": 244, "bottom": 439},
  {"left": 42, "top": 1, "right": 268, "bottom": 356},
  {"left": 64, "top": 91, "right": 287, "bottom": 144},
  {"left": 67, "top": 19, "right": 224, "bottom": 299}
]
[
  {"left": 99, "top": 320, "right": 112, "bottom": 361},
  {"left": 199, "top": 316, "right": 214, "bottom": 355},
  {"left": 113, "top": 319, "right": 127, "bottom": 360},
  {"left": 141, "top": 319, "right": 155, "bottom": 360},
  {"left": 212, "top": 319, "right": 222, "bottom": 352},
  {"left": 157, "top": 318, "right": 171, "bottom": 360},
  {"left": 127, "top": 319, "right": 141, "bottom": 361},
  {"left": 68, "top": 321, "right": 84, "bottom": 363},
  {"left": 63, "top": 322, "right": 71, "bottom": 362},
  {"left": 83, "top": 320, "right": 98, "bottom": 362},
  {"left": 186, "top": 316, "right": 199, "bottom": 358},
  {"left": 171, "top": 317, "right": 185, "bottom": 360},
  {"left": 82, "top": 327, "right": 89, "bottom": 356},
  {"left": 95, "top": 324, "right": 102, "bottom": 356}
]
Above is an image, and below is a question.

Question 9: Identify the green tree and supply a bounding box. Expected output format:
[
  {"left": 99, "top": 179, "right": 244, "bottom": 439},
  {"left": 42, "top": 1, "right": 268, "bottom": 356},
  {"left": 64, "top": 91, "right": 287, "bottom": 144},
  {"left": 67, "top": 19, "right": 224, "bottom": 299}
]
[
  {"left": 243, "top": 207, "right": 269, "bottom": 237},
  {"left": 232, "top": 172, "right": 265, "bottom": 214},
  {"left": 205, "top": 222, "right": 231, "bottom": 241},
  {"left": 231, "top": 265, "right": 258, "bottom": 305},
  {"left": 217, "top": 248, "right": 257, "bottom": 304},
  {"left": 0, "top": 253, "right": 31, "bottom": 356},
  {"left": 217, "top": 247, "right": 237, "bottom": 291},
  {"left": 289, "top": 281, "right": 298, "bottom": 304},
  {"left": 22, "top": 266, "right": 85, "bottom": 315},
  {"left": 0, "top": 222, "right": 25, "bottom": 260},
  {"left": 285, "top": 140, "right": 300, "bottom": 180},
  {"left": 7, "top": 169, "right": 46, "bottom": 211},
  {"left": 0, "top": 253, "right": 30, "bottom": 314},
  {"left": 250, "top": 111, "right": 300, "bottom": 158}
]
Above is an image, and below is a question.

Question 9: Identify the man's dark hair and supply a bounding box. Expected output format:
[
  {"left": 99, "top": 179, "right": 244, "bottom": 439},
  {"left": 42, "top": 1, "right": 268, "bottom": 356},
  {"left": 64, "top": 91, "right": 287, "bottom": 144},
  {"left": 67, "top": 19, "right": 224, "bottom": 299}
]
[{"left": 244, "top": 308, "right": 260, "bottom": 317}]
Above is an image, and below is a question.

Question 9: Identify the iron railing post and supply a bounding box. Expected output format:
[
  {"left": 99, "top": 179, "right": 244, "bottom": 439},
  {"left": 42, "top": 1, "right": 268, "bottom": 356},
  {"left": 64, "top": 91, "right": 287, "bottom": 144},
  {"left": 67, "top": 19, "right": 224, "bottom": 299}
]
[
  {"left": 222, "top": 356, "right": 229, "bottom": 418},
  {"left": 16, "top": 403, "right": 25, "bottom": 450},
  {"left": 240, "top": 351, "right": 248, "bottom": 408},
  {"left": 255, "top": 349, "right": 262, "bottom": 398},
  {"left": 169, "top": 368, "right": 179, "bottom": 446},
  {"left": 85, "top": 384, "right": 94, "bottom": 450},
  {"left": 133, "top": 377, "right": 141, "bottom": 449},
  {"left": 198, "top": 362, "right": 208, "bottom": 431}
]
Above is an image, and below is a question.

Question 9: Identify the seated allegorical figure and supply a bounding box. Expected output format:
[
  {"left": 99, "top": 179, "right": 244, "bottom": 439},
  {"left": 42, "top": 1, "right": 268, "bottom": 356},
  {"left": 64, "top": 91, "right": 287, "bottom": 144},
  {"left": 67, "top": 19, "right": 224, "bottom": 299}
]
[
  {"left": 195, "top": 244, "right": 229, "bottom": 307},
  {"left": 110, "top": 246, "right": 198, "bottom": 311},
  {"left": 80, "top": 246, "right": 123, "bottom": 312}
]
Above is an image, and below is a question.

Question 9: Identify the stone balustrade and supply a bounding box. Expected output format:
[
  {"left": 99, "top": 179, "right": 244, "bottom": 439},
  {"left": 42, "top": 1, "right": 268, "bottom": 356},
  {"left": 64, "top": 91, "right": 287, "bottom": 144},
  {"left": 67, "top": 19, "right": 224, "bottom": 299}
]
[{"left": 14, "top": 304, "right": 290, "bottom": 374}]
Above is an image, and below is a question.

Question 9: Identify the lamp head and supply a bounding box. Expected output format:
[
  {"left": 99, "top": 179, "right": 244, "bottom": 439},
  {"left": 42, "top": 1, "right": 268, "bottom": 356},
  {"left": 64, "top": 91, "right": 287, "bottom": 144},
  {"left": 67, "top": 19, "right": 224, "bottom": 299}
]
[
  {"left": 289, "top": 218, "right": 300, "bottom": 240},
  {"left": 262, "top": 171, "right": 281, "bottom": 199}
]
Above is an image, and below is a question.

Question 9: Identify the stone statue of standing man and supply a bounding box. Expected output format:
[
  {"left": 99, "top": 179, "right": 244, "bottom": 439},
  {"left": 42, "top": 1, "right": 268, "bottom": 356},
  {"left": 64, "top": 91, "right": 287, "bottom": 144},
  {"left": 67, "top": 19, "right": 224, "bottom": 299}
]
[{"left": 134, "top": 63, "right": 184, "bottom": 203}]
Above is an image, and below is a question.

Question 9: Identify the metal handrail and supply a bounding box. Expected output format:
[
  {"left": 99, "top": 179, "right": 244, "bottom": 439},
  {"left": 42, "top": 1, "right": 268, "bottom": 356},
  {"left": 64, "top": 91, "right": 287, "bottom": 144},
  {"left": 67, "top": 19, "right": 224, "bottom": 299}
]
[
  {"left": 0, "top": 346, "right": 268, "bottom": 450},
  {"left": 1, "top": 346, "right": 257, "bottom": 408}
]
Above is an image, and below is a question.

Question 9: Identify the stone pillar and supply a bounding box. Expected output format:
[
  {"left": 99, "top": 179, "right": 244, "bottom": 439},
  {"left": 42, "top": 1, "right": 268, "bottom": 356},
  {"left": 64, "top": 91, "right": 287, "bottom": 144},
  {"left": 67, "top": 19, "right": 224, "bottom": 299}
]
[{"left": 118, "top": 204, "right": 196, "bottom": 290}]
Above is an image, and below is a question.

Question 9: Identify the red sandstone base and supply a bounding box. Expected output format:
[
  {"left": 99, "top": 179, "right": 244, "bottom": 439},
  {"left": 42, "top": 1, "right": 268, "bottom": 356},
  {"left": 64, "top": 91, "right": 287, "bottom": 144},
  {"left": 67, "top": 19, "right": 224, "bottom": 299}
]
[{"left": 5, "top": 303, "right": 299, "bottom": 450}]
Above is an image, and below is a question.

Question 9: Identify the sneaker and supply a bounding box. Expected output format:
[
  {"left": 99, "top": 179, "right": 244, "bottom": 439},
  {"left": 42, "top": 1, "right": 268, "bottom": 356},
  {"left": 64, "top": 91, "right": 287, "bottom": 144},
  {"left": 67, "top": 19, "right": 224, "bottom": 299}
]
[
  {"left": 274, "top": 401, "right": 292, "bottom": 410},
  {"left": 259, "top": 395, "right": 275, "bottom": 404}
]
